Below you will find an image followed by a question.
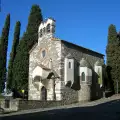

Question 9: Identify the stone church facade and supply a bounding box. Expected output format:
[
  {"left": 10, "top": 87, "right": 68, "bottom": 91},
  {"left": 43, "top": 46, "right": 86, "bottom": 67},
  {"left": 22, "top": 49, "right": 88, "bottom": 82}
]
[{"left": 28, "top": 18, "right": 104, "bottom": 103}]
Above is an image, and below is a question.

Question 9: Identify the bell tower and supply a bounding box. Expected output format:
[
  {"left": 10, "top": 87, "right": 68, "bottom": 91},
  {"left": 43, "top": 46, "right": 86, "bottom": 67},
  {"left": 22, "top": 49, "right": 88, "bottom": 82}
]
[{"left": 38, "top": 18, "right": 56, "bottom": 45}]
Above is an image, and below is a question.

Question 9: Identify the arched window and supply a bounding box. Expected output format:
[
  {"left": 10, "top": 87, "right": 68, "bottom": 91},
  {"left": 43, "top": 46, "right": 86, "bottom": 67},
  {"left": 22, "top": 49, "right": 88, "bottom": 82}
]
[
  {"left": 40, "top": 29, "right": 42, "bottom": 37},
  {"left": 68, "top": 62, "right": 72, "bottom": 69},
  {"left": 81, "top": 72, "right": 85, "bottom": 81},
  {"left": 47, "top": 24, "right": 50, "bottom": 33},
  {"left": 51, "top": 25, "right": 55, "bottom": 33}
]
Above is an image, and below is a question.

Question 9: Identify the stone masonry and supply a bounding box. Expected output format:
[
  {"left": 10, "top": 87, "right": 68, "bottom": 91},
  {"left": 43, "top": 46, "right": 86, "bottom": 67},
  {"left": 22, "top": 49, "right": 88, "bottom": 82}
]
[{"left": 28, "top": 18, "right": 104, "bottom": 103}]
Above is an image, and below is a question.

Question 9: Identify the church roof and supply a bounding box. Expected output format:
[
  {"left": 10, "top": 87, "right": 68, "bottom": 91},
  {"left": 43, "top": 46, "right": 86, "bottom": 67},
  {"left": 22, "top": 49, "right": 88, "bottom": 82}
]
[
  {"left": 61, "top": 40, "right": 104, "bottom": 57},
  {"left": 29, "top": 37, "right": 104, "bottom": 57},
  {"left": 33, "top": 64, "right": 59, "bottom": 81}
]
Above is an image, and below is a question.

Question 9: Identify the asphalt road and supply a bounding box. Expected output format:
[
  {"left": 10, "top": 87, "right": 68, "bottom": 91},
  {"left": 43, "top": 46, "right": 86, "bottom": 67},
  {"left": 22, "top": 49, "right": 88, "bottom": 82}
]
[{"left": 1, "top": 99, "right": 120, "bottom": 120}]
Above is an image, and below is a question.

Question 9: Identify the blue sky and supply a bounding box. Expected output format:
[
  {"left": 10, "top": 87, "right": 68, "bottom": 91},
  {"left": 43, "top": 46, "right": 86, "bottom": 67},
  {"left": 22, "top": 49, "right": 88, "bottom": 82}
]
[{"left": 0, "top": 0, "right": 120, "bottom": 65}]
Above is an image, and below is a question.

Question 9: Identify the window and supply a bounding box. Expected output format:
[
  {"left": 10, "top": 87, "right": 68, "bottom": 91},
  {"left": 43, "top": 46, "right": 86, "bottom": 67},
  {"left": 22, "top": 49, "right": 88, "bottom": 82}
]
[
  {"left": 68, "top": 62, "right": 72, "bottom": 69},
  {"left": 40, "top": 29, "right": 42, "bottom": 37},
  {"left": 81, "top": 72, "right": 85, "bottom": 81},
  {"left": 51, "top": 25, "right": 55, "bottom": 33},
  {"left": 47, "top": 24, "right": 50, "bottom": 33},
  {"left": 42, "top": 50, "right": 46, "bottom": 58}
]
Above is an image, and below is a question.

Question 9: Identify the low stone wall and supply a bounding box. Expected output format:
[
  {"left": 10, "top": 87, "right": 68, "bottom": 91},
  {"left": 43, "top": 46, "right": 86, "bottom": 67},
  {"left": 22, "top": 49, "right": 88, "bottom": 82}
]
[
  {"left": 62, "top": 87, "right": 79, "bottom": 103},
  {"left": 0, "top": 99, "right": 78, "bottom": 112},
  {"left": 0, "top": 99, "right": 19, "bottom": 112},
  {"left": 18, "top": 100, "right": 77, "bottom": 111}
]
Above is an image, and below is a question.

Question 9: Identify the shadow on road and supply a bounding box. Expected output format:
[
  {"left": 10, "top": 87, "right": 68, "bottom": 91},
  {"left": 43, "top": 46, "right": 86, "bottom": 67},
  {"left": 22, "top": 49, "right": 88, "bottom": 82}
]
[{"left": 2, "top": 99, "right": 120, "bottom": 120}]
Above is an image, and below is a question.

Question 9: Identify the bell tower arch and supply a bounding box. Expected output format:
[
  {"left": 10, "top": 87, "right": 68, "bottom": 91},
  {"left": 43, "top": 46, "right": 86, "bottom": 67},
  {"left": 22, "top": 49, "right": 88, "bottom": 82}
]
[{"left": 38, "top": 18, "right": 56, "bottom": 45}]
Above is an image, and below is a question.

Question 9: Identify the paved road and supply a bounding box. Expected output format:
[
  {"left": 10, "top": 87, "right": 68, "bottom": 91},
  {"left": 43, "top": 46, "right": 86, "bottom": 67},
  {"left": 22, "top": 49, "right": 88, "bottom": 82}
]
[{"left": 1, "top": 99, "right": 120, "bottom": 120}]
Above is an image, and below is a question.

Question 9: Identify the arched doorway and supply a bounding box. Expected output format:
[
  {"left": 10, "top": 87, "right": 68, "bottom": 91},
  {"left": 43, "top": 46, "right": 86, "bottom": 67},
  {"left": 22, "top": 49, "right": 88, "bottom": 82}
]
[{"left": 41, "top": 86, "right": 47, "bottom": 101}]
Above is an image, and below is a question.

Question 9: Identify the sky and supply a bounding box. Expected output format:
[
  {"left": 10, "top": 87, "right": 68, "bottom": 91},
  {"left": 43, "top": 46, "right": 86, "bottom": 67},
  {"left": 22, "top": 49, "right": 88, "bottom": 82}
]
[{"left": 0, "top": 0, "right": 120, "bottom": 65}]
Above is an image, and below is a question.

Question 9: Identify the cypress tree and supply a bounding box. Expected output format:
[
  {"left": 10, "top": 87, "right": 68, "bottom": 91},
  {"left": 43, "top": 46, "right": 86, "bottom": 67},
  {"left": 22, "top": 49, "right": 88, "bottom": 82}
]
[
  {"left": 106, "top": 24, "right": 119, "bottom": 93},
  {"left": 27, "top": 4, "right": 43, "bottom": 50},
  {"left": 0, "top": 37, "right": 1, "bottom": 51},
  {"left": 12, "top": 5, "right": 43, "bottom": 90},
  {"left": 0, "top": 14, "right": 10, "bottom": 93},
  {"left": 7, "top": 21, "right": 21, "bottom": 90},
  {"left": 116, "top": 31, "right": 120, "bottom": 93},
  {"left": 12, "top": 33, "right": 29, "bottom": 90},
  {"left": 0, "top": 37, "right": 1, "bottom": 45}
]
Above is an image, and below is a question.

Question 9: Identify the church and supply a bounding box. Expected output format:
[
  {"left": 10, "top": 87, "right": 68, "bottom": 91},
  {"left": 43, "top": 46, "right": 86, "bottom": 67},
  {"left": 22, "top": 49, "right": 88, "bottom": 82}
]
[{"left": 28, "top": 18, "right": 104, "bottom": 103}]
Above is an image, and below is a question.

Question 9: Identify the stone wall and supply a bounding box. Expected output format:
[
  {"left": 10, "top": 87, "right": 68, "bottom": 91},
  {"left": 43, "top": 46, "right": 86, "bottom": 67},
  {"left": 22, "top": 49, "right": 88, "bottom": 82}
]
[
  {"left": 78, "top": 84, "right": 91, "bottom": 101},
  {"left": 61, "top": 87, "right": 79, "bottom": 103},
  {"left": 60, "top": 40, "right": 104, "bottom": 102},
  {"left": 29, "top": 35, "right": 104, "bottom": 102},
  {"left": 0, "top": 99, "right": 19, "bottom": 112},
  {"left": 29, "top": 35, "right": 62, "bottom": 100},
  {"left": 18, "top": 100, "right": 77, "bottom": 111},
  {"left": 0, "top": 99, "right": 77, "bottom": 111}
]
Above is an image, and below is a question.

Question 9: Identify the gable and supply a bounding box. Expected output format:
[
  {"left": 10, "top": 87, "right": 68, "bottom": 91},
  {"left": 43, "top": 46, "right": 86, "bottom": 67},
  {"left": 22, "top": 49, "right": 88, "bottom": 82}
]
[{"left": 29, "top": 42, "right": 38, "bottom": 54}]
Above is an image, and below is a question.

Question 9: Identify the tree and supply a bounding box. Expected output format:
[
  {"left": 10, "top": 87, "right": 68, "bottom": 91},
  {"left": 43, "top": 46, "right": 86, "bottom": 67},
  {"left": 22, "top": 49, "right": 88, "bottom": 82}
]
[
  {"left": 26, "top": 4, "right": 43, "bottom": 50},
  {"left": 0, "top": 37, "right": 1, "bottom": 45},
  {"left": 0, "top": 14, "right": 10, "bottom": 93},
  {"left": 12, "top": 33, "right": 29, "bottom": 90},
  {"left": 0, "top": 36, "right": 1, "bottom": 52},
  {"left": 7, "top": 21, "right": 21, "bottom": 90},
  {"left": 12, "top": 5, "right": 43, "bottom": 90},
  {"left": 116, "top": 31, "right": 120, "bottom": 93},
  {"left": 106, "top": 24, "right": 120, "bottom": 93}
]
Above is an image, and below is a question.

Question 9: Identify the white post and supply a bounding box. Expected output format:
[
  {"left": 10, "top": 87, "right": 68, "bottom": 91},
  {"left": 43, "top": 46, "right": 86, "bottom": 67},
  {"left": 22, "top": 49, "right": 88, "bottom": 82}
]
[{"left": 4, "top": 82, "right": 7, "bottom": 94}]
